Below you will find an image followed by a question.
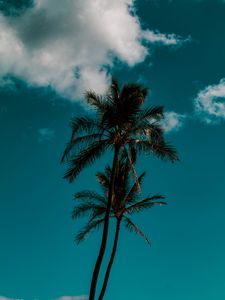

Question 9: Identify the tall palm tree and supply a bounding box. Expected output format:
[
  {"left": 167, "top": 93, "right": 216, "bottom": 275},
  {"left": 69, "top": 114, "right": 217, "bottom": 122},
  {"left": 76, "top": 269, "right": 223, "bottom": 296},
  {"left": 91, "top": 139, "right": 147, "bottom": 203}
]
[
  {"left": 62, "top": 78, "right": 178, "bottom": 300},
  {"left": 73, "top": 161, "right": 166, "bottom": 300}
]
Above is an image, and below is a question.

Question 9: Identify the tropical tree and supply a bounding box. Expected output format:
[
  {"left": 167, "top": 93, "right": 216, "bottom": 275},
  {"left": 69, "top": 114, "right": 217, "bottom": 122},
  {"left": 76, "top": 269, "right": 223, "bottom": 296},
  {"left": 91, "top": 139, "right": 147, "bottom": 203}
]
[
  {"left": 61, "top": 78, "right": 179, "bottom": 300},
  {"left": 73, "top": 161, "right": 167, "bottom": 300}
]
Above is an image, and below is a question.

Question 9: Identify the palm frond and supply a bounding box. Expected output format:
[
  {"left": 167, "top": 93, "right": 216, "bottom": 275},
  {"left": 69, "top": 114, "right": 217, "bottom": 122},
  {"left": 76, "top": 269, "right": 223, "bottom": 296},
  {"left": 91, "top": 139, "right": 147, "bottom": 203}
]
[
  {"left": 63, "top": 140, "right": 109, "bottom": 182},
  {"left": 129, "top": 106, "right": 164, "bottom": 134},
  {"left": 61, "top": 116, "right": 101, "bottom": 162},
  {"left": 125, "top": 195, "right": 166, "bottom": 214},
  {"left": 70, "top": 115, "right": 100, "bottom": 138},
  {"left": 135, "top": 139, "right": 179, "bottom": 162},
  {"left": 122, "top": 147, "right": 141, "bottom": 192},
  {"left": 62, "top": 133, "right": 103, "bottom": 162},
  {"left": 85, "top": 91, "right": 107, "bottom": 113},
  {"left": 139, "top": 106, "right": 164, "bottom": 121},
  {"left": 110, "top": 77, "right": 120, "bottom": 104},
  {"left": 124, "top": 171, "right": 146, "bottom": 204},
  {"left": 123, "top": 217, "right": 150, "bottom": 245},
  {"left": 72, "top": 202, "right": 96, "bottom": 219},
  {"left": 72, "top": 201, "right": 107, "bottom": 219},
  {"left": 74, "top": 190, "right": 107, "bottom": 206},
  {"left": 90, "top": 203, "right": 113, "bottom": 224},
  {"left": 132, "top": 123, "right": 164, "bottom": 143},
  {"left": 96, "top": 171, "right": 110, "bottom": 191},
  {"left": 75, "top": 218, "right": 105, "bottom": 244}
]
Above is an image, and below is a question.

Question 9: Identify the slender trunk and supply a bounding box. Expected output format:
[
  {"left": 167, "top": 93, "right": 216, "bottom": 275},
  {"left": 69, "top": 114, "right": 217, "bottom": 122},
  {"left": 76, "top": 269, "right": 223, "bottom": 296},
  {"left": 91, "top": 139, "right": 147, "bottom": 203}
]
[
  {"left": 89, "top": 146, "right": 120, "bottom": 300},
  {"left": 98, "top": 218, "right": 121, "bottom": 300}
]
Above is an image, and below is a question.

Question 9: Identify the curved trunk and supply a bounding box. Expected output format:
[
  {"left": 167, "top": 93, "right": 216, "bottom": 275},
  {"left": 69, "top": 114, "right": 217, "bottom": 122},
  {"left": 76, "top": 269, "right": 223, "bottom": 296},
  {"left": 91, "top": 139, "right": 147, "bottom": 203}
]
[
  {"left": 98, "top": 218, "right": 121, "bottom": 300},
  {"left": 89, "top": 146, "right": 120, "bottom": 300}
]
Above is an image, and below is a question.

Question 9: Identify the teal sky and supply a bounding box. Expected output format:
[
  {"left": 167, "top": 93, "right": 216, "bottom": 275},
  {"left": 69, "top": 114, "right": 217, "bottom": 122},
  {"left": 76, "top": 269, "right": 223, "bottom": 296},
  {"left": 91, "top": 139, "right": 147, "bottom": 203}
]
[{"left": 0, "top": 1, "right": 225, "bottom": 300}]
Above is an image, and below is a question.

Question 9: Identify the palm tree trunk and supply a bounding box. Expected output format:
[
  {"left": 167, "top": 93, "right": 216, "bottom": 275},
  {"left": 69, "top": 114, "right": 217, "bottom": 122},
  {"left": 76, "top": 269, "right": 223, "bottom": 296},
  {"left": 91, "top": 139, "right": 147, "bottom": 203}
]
[
  {"left": 89, "top": 146, "right": 120, "bottom": 300},
  {"left": 98, "top": 218, "right": 121, "bottom": 300}
]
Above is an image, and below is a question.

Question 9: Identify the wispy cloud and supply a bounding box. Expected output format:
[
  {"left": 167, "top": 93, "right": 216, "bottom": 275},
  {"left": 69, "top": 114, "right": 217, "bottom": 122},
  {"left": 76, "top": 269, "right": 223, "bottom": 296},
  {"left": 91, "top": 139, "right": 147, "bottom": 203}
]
[
  {"left": 0, "top": 0, "right": 187, "bottom": 100},
  {"left": 194, "top": 79, "right": 225, "bottom": 123},
  {"left": 142, "top": 30, "right": 190, "bottom": 46},
  {"left": 55, "top": 296, "right": 88, "bottom": 300},
  {"left": 38, "top": 127, "right": 55, "bottom": 142},
  {"left": 161, "top": 111, "right": 187, "bottom": 133}
]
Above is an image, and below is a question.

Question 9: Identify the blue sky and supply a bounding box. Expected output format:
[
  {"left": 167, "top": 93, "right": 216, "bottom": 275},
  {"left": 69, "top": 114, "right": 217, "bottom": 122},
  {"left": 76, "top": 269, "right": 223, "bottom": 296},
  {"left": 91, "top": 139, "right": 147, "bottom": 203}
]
[{"left": 0, "top": 0, "right": 225, "bottom": 300}]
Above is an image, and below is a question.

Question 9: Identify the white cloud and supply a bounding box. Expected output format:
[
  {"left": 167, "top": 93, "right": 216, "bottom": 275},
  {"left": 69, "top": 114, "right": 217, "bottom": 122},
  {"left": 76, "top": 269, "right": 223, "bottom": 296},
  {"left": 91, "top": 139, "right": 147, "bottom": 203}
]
[
  {"left": 142, "top": 30, "right": 190, "bottom": 46},
  {"left": 161, "top": 111, "right": 187, "bottom": 133},
  {"left": 38, "top": 127, "right": 55, "bottom": 142},
  {"left": 0, "top": 0, "right": 186, "bottom": 100},
  {"left": 55, "top": 296, "right": 88, "bottom": 300},
  {"left": 194, "top": 79, "right": 225, "bottom": 123}
]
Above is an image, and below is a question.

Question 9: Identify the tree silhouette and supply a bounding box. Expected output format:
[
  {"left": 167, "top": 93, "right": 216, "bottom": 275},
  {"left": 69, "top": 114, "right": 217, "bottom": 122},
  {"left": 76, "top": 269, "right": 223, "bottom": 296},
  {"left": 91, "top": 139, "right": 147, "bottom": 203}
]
[
  {"left": 73, "top": 160, "right": 166, "bottom": 300},
  {"left": 62, "top": 78, "right": 178, "bottom": 300}
]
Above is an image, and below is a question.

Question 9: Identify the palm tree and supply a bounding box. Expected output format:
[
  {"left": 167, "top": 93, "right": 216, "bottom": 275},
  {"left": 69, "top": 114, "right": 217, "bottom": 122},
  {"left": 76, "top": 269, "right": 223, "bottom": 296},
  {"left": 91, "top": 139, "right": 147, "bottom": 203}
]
[
  {"left": 73, "top": 161, "right": 167, "bottom": 300},
  {"left": 62, "top": 78, "right": 178, "bottom": 300}
]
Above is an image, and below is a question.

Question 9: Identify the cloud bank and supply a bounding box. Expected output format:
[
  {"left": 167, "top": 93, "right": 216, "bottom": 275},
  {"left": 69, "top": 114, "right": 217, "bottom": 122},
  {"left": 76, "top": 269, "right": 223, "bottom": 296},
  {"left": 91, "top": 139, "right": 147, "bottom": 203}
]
[
  {"left": 194, "top": 79, "right": 225, "bottom": 123},
  {"left": 0, "top": 0, "right": 186, "bottom": 100}
]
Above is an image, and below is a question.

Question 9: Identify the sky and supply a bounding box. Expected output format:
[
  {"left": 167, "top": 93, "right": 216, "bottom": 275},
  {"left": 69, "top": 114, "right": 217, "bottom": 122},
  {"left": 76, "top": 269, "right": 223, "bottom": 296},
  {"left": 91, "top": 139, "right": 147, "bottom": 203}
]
[{"left": 0, "top": 0, "right": 225, "bottom": 299}]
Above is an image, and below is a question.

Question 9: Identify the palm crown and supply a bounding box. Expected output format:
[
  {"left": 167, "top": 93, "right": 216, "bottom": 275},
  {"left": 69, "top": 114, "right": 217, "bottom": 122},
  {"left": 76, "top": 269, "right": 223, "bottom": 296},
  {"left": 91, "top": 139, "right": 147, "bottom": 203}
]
[
  {"left": 73, "top": 160, "right": 166, "bottom": 245},
  {"left": 62, "top": 79, "right": 179, "bottom": 182},
  {"left": 62, "top": 79, "right": 179, "bottom": 300}
]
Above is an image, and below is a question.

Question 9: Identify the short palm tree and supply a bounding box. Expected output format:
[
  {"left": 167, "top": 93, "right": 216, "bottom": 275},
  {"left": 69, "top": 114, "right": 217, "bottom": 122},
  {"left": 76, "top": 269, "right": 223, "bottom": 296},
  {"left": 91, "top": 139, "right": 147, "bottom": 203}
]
[
  {"left": 73, "top": 161, "right": 167, "bottom": 300},
  {"left": 62, "top": 79, "right": 178, "bottom": 300}
]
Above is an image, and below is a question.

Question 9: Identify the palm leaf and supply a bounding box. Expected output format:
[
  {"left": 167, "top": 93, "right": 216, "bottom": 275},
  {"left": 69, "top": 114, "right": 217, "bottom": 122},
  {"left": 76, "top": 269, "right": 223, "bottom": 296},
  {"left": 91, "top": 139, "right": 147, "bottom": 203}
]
[
  {"left": 132, "top": 123, "right": 164, "bottom": 143},
  {"left": 61, "top": 116, "right": 101, "bottom": 162},
  {"left": 136, "top": 106, "right": 164, "bottom": 122},
  {"left": 72, "top": 202, "right": 96, "bottom": 219},
  {"left": 123, "top": 217, "right": 150, "bottom": 245},
  {"left": 110, "top": 77, "right": 120, "bottom": 104},
  {"left": 75, "top": 218, "right": 105, "bottom": 244},
  {"left": 85, "top": 91, "right": 108, "bottom": 113},
  {"left": 96, "top": 171, "right": 110, "bottom": 191},
  {"left": 69, "top": 115, "right": 102, "bottom": 142},
  {"left": 88, "top": 207, "right": 108, "bottom": 223},
  {"left": 123, "top": 147, "right": 141, "bottom": 192},
  {"left": 74, "top": 190, "right": 107, "bottom": 206},
  {"left": 125, "top": 195, "right": 166, "bottom": 214},
  {"left": 62, "top": 133, "right": 103, "bottom": 162},
  {"left": 63, "top": 140, "right": 109, "bottom": 182},
  {"left": 134, "top": 139, "right": 179, "bottom": 162},
  {"left": 72, "top": 201, "right": 107, "bottom": 219},
  {"left": 123, "top": 171, "right": 146, "bottom": 204}
]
